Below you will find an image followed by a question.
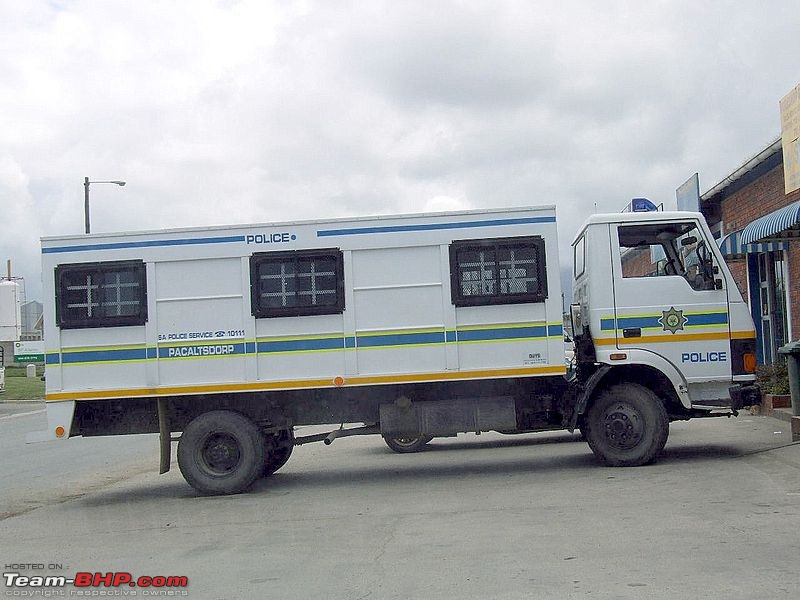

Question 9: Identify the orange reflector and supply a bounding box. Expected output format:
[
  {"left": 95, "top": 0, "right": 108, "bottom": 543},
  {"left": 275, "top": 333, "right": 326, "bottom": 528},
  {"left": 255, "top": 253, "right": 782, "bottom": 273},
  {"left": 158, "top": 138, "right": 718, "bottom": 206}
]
[
  {"left": 743, "top": 352, "right": 757, "bottom": 374},
  {"left": 333, "top": 376, "right": 345, "bottom": 387},
  {"left": 55, "top": 426, "right": 66, "bottom": 438},
  {"left": 609, "top": 353, "right": 627, "bottom": 361}
]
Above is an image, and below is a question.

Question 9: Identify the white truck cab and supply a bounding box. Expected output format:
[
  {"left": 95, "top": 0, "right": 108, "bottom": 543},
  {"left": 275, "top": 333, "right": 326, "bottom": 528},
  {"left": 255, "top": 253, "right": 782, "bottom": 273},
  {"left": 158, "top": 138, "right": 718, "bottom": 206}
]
[{"left": 572, "top": 211, "right": 759, "bottom": 418}]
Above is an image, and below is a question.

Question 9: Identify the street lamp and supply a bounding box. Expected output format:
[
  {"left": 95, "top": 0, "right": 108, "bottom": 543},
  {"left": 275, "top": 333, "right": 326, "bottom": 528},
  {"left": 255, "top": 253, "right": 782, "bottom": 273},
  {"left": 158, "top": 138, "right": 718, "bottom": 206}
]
[{"left": 84, "top": 177, "right": 126, "bottom": 234}]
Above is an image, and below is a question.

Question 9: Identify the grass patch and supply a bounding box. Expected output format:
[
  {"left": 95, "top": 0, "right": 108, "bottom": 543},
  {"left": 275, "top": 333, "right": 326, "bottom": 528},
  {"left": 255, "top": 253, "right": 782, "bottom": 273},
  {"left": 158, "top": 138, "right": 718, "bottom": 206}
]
[
  {"left": 4, "top": 365, "right": 45, "bottom": 377},
  {"left": 1, "top": 371, "right": 45, "bottom": 401}
]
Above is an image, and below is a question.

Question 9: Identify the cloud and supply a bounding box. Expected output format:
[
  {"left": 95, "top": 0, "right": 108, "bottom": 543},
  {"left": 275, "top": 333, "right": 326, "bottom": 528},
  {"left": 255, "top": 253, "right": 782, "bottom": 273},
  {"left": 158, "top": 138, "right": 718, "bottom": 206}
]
[
  {"left": 1, "top": 0, "right": 799, "bottom": 302},
  {"left": 0, "top": 154, "right": 40, "bottom": 293}
]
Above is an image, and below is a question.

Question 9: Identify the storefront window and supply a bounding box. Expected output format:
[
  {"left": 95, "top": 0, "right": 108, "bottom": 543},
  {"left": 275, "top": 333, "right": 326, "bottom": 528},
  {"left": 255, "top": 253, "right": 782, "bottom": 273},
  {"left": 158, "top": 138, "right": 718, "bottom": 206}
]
[{"left": 756, "top": 251, "right": 789, "bottom": 363}]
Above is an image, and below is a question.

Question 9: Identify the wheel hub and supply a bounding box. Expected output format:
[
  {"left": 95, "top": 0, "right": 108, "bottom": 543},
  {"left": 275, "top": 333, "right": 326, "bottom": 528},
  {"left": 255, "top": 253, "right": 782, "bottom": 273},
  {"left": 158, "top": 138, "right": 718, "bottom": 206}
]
[
  {"left": 201, "top": 433, "right": 242, "bottom": 474},
  {"left": 603, "top": 403, "right": 644, "bottom": 450},
  {"left": 393, "top": 437, "right": 420, "bottom": 447}
]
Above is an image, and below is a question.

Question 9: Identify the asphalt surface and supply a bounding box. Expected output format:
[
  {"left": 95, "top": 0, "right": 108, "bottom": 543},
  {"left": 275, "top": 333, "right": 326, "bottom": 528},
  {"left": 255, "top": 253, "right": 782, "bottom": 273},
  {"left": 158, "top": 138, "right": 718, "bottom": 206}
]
[
  {"left": 0, "top": 402, "right": 158, "bottom": 519},
  {"left": 1, "top": 404, "right": 799, "bottom": 599}
]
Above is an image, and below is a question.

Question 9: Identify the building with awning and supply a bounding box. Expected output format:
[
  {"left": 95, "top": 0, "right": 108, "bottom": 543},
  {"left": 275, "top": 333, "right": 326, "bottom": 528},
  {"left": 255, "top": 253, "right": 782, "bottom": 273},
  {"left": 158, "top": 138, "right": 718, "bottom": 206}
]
[
  {"left": 740, "top": 200, "right": 800, "bottom": 245},
  {"left": 718, "top": 229, "right": 787, "bottom": 260},
  {"left": 701, "top": 136, "right": 800, "bottom": 364}
]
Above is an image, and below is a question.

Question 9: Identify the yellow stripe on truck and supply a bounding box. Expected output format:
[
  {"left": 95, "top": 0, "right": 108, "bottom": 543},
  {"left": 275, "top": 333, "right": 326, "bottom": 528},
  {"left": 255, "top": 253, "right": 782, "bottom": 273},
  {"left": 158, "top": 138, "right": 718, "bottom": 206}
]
[
  {"left": 594, "top": 330, "right": 753, "bottom": 345},
  {"left": 45, "top": 365, "right": 568, "bottom": 402}
]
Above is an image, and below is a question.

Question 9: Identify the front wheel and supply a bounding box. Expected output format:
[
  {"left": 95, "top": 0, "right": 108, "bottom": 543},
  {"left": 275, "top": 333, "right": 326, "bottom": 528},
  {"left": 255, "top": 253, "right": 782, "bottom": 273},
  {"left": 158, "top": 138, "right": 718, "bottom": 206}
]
[
  {"left": 584, "top": 384, "right": 668, "bottom": 467},
  {"left": 383, "top": 435, "right": 433, "bottom": 453},
  {"left": 178, "top": 410, "right": 266, "bottom": 495}
]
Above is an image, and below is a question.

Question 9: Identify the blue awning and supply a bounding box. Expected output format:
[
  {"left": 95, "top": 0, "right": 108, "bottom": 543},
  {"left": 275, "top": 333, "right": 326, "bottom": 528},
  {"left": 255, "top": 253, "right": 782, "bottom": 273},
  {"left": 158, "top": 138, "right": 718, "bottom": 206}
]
[
  {"left": 740, "top": 200, "right": 800, "bottom": 244},
  {"left": 718, "top": 229, "right": 787, "bottom": 258}
]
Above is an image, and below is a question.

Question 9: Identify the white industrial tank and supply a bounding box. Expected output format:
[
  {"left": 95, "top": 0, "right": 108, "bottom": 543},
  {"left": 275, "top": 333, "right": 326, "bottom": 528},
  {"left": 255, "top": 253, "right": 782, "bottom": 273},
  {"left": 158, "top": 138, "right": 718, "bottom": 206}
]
[{"left": 0, "top": 279, "right": 22, "bottom": 342}]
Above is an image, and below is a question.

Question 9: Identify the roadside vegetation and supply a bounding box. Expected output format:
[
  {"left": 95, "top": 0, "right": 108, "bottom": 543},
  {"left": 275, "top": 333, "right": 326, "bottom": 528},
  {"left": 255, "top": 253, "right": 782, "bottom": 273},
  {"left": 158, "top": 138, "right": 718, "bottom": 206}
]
[
  {"left": 757, "top": 359, "right": 790, "bottom": 395},
  {"left": 1, "top": 365, "right": 45, "bottom": 401}
]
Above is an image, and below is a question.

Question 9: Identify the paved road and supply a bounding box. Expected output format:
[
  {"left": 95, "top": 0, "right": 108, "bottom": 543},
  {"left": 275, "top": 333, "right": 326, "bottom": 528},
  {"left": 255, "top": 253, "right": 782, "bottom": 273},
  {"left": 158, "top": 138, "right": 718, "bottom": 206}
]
[
  {"left": 1, "top": 409, "right": 799, "bottom": 599},
  {"left": 0, "top": 402, "right": 158, "bottom": 519}
]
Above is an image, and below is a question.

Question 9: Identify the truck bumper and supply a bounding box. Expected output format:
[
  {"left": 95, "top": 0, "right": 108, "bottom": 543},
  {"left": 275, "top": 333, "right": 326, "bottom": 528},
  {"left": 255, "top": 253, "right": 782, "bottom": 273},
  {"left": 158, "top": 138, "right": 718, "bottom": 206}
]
[
  {"left": 26, "top": 400, "right": 75, "bottom": 443},
  {"left": 729, "top": 384, "right": 762, "bottom": 411}
]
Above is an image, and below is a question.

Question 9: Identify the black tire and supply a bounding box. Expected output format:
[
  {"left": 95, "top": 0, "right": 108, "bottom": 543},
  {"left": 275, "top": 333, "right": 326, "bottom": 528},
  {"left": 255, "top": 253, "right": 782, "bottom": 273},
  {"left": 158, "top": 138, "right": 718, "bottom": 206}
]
[
  {"left": 263, "top": 429, "right": 294, "bottom": 477},
  {"left": 383, "top": 435, "right": 433, "bottom": 453},
  {"left": 584, "top": 383, "right": 669, "bottom": 467},
  {"left": 178, "top": 410, "right": 266, "bottom": 495}
]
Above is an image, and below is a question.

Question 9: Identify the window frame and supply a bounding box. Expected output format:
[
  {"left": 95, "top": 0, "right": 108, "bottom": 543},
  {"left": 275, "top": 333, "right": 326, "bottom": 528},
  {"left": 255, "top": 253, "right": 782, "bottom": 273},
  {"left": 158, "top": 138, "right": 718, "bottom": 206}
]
[
  {"left": 574, "top": 234, "right": 586, "bottom": 279},
  {"left": 55, "top": 260, "right": 148, "bottom": 329},
  {"left": 617, "top": 221, "right": 720, "bottom": 291},
  {"left": 449, "top": 235, "right": 548, "bottom": 307},
  {"left": 250, "top": 248, "right": 345, "bottom": 318}
]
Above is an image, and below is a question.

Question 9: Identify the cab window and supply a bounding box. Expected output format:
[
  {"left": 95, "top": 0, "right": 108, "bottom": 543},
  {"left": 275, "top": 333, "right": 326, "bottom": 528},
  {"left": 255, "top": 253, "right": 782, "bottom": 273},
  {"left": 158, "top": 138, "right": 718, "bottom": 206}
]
[{"left": 618, "top": 222, "right": 718, "bottom": 291}]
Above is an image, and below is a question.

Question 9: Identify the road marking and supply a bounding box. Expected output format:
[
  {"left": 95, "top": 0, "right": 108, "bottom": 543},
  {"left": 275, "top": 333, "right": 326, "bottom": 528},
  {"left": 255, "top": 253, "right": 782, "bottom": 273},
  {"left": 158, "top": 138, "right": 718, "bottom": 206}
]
[{"left": 0, "top": 409, "right": 46, "bottom": 421}]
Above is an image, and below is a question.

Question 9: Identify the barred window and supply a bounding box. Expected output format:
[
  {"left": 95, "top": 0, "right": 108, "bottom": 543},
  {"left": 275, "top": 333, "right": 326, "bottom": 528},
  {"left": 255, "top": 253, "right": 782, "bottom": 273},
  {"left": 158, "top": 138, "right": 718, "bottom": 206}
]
[
  {"left": 449, "top": 237, "right": 547, "bottom": 306},
  {"left": 56, "top": 261, "right": 147, "bottom": 329},
  {"left": 250, "top": 249, "right": 344, "bottom": 318}
]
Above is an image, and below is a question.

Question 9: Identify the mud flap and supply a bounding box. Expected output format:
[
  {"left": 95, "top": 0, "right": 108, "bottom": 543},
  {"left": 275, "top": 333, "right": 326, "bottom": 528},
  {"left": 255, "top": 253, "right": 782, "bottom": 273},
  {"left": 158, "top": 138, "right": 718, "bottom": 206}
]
[{"left": 158, "top": 398, "right": 171, "bottom": 474}]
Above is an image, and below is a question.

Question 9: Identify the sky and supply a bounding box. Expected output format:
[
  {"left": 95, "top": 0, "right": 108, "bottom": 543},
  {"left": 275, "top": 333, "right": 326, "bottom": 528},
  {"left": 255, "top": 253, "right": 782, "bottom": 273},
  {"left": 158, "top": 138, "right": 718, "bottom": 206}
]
[{"left": 1, "top": 0, "right": 799, "bottom": 303}]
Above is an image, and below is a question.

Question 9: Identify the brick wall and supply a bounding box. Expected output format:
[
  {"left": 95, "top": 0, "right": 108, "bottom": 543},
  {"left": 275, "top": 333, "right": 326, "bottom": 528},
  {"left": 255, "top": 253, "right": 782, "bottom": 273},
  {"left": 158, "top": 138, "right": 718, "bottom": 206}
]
[
  {"left": 726, "top": 259, "right": 748, "bottom": 299},
  {"left": 621, "top": 247, "right": 656, "bottom": 278},
  {"left": 719, "top": 166, "right": 788, "bottom": 232},
  {"left": 718, "top": 165, "right": 800, "bottom": 340}
]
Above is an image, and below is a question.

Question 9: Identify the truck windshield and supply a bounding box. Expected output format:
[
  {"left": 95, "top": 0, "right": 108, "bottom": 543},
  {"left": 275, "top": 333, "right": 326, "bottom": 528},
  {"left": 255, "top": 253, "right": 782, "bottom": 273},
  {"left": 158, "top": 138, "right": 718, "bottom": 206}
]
[{"left": 618, "top": 222, "right": 717, "bottom": 291}]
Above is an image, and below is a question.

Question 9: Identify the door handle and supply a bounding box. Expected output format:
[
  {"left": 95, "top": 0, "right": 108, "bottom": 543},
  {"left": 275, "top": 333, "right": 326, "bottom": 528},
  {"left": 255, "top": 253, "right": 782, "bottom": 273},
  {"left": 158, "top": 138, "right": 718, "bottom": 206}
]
[{"left": 622, "top": 328, "right": 641, "bottom": 338}]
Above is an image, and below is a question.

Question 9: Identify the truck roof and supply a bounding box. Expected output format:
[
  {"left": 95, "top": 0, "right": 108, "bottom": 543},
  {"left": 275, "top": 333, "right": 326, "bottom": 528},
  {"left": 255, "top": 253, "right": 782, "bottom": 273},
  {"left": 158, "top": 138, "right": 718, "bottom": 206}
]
[
  {"left": 572, "top": 211, "right": 705, "bottom": 245},
  {"left": 41, "top": 204, "right": 557, "bottom": 243}
]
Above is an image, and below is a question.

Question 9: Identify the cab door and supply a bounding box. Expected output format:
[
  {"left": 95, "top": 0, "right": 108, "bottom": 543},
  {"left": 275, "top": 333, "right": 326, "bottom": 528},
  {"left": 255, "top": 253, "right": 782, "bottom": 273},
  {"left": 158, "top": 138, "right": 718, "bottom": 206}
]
[{"left": 609, "top": 219, "right": 732, "bottom": 387}]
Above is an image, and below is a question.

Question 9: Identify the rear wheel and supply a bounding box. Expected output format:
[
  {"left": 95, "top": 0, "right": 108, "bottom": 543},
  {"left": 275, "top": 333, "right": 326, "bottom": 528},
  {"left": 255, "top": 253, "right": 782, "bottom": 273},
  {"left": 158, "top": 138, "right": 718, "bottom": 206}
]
[
  {"left": 383, "top": 435, "right": 433, "bottom": 453},
  {"left": 584, "top": 383, "right": 669, "bottom": 467},
  {"left": 178, "top": 410, "right": 266, "bottom": 495}
]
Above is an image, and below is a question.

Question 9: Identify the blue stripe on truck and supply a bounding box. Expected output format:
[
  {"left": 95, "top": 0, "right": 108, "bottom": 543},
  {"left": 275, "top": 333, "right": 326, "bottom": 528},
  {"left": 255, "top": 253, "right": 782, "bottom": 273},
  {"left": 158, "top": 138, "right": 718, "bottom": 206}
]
[
  {"left": 316, "top": 216, "right": 556, "bottom": 237},
  {"left": 42, "top": 235, "right": 247, "bottom": 254},
  {"left": 49, "top": 325, "right": 564, "bottom": 365}
]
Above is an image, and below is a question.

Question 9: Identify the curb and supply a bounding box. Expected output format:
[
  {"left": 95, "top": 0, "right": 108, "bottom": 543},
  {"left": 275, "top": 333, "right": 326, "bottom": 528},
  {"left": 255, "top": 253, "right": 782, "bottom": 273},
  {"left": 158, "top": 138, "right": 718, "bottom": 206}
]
[
  {"left": 769, "top": 407, "right": 795, "bottom": 423},
  {"left": 765, "top": 407, "right": 800, "bottom": 442}
]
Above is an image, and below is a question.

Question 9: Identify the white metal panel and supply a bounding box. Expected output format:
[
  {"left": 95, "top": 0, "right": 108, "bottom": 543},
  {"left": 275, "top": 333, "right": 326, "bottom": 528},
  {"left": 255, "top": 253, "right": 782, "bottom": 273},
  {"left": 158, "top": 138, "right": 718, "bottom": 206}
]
[
  {"left": 257, "top": 351, "right": 346, "bottom": 381},
  {"left": 351, "top": 246, "right": 442, "bottom": 287},
  {"left": 155, "top": 258, "right": 243, "bottom": 299},
  {"left": 57, "top": 326, "right": 148, "bottom": 392},
  {"left": 254, "top": 314, "right": 345, "bottom": 338},
  {"left": 59, "top": 326, "right": 146, "bottom": 349},
  {"left": 356, "top": 344, "right": 448, "bottom": 375},
  {"left": 159, "top": 354, "right": 247, "bottom": 386},
  {"left": 351, "top": 245, "right": 448, "bottom": 375},
  {"left": 61, "top": 362, "right": 148, "bottom": 391},
  {"left": 354, "top": 287, "right": 444, "bottom": 331},
  {"left": 156, "top": 297, "right": 244, "bottom": 339},
  {"left": 153, "top": 259, "right": 246, "bottom": 386},
  {"left": 254, "top": 315, "right": 346, "bottom": 382}
]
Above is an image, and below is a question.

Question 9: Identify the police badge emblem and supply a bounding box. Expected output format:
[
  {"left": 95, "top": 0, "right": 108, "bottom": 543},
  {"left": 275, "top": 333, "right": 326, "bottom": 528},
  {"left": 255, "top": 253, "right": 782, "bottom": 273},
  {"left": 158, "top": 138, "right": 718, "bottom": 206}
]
[{"left": 659, "top": 306, "right": 687, "bottom": 334}]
